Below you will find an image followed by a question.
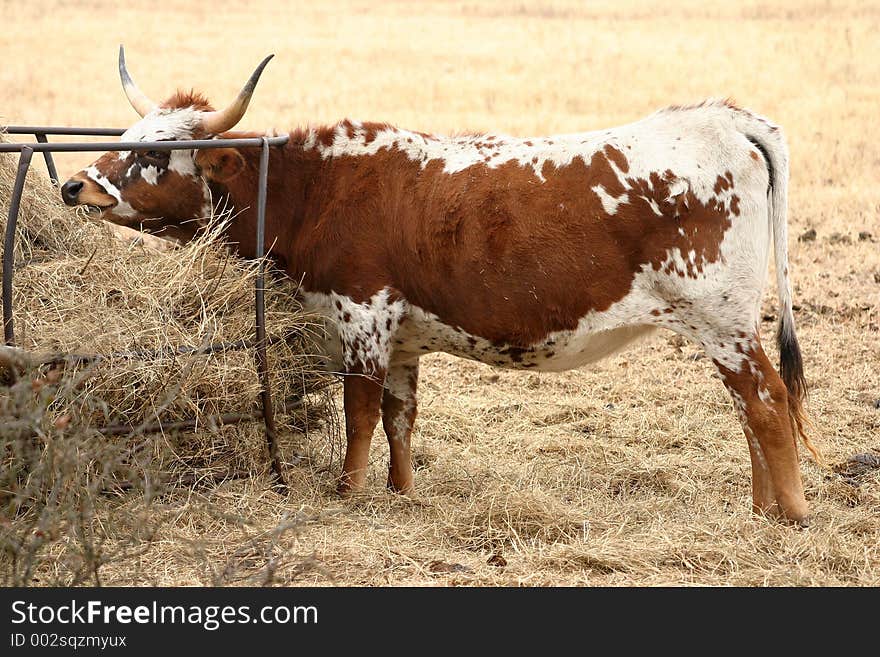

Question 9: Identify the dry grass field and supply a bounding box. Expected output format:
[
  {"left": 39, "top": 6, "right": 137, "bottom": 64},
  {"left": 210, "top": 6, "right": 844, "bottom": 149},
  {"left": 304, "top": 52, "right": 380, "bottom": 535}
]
[{"left": 1, "top": 0, "right": 878, "bottom": 586}]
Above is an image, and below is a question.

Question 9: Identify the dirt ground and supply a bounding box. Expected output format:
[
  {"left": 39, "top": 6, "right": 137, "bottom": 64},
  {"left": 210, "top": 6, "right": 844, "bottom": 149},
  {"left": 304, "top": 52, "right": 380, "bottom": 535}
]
[{"left": 1, "top": 0, "right": 878, "bottom": 585}]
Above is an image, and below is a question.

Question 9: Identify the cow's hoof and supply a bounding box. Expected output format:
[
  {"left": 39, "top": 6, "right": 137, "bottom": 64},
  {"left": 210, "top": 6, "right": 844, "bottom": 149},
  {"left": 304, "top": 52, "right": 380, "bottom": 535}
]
[
  {"left": 753, "top": 503, "right": 810, "bottom": 528},
  {"left": 789, "top": 514, "right": 811, "bottom": 529},
  {"left": 386, "top": 478, "right": 415, "bottom": 495},
  {"left": 336, "top": 468, "right": 370, "bottom": 496}
]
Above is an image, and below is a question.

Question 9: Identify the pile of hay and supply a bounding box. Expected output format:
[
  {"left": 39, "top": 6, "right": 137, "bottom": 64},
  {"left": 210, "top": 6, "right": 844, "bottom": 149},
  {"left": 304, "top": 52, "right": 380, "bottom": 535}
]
[
  {"left": 0, "top": 134, "right": 334, "bottom": 476},
  {"left": 0, "top": 132, "right": 340, "bottom": 585}
]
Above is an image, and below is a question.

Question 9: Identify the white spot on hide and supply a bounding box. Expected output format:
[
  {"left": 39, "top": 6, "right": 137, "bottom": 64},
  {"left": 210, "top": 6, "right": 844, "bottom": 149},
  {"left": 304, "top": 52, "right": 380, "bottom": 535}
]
[
  {"left": 592, "top": 184, "right": 627, "bottom": 215},
  {"left": 85, "top": 165, "right": 122, "bottom": 202},
  {"left": 141, "top": 165, "right": 159, "bottom": 185}
]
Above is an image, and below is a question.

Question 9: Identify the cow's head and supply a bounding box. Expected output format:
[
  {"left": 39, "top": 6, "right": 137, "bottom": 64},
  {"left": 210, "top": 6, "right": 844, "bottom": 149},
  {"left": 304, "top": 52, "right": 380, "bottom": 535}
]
[{"left": 61, "top": 46, "right": 272, "bottom": 240}]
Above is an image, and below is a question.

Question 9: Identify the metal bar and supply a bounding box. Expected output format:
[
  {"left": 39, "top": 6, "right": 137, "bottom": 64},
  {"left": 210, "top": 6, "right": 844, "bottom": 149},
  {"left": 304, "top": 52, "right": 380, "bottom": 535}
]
[
  {"left": 95, "top": 397, "right": 304, "bottom": 437},
  {"left": 98, "top": 411, "right": 257, "bottom": 437},
  {"left": 254, "top": 136, "right": 285, "bottom": 489},
  {"left": 33, "top": 134, "right": 60, "bottom": 186},
  {"left": 34, "top": 334, "right": 292, "bottom": 367},
  {"left": 3, "top": 126, "right": 126, "bottom": 136},
  {"left": 3, "top": 147, "right": 34, "bottom": 346},
  {"left": 105, "top": 468, "right": 256, "bottom": 493},
  {"left": 0, "top": 135, "right": 289, "bottom": 153}
]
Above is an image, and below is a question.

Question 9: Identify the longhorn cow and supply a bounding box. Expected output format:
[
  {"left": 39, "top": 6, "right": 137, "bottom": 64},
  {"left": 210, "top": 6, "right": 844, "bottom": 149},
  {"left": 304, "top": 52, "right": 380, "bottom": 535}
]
[{"left": 61, "top": 48, "right": 820, "bottom": 524}]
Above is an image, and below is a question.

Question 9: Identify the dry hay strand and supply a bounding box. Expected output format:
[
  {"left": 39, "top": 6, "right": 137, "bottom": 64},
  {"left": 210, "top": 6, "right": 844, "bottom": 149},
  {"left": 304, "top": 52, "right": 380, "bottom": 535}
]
[
  {"left": 438, "top": 483, "right": 587, "bottom": 551},
  {"left": 0, "top": 132, "right": 337, "bottom": 584}
]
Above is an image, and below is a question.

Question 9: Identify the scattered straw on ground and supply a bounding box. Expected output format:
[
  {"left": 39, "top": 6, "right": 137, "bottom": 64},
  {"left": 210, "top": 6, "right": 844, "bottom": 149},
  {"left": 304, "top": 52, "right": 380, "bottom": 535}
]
[{"left": 2, "top": 0, "right": 879, "bottom": 587}]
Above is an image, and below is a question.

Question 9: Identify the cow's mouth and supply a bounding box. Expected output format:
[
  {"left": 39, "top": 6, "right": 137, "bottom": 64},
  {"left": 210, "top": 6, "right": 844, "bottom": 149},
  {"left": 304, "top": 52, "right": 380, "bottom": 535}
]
[
  {"left": 64, "top": 181, "right": 118, "bottom": 216},
  {"left": 77, "top": 202, "right": 115, "bottom": 219}
]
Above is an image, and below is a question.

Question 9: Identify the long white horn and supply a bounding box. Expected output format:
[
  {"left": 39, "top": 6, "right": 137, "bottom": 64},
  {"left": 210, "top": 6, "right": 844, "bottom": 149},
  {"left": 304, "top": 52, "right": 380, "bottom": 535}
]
[
  {"left": 118, "top": 45, "right": 158, "bottom": 117},
  {"left": 200, "top": 54, "right": 274, "bottom": 135}
]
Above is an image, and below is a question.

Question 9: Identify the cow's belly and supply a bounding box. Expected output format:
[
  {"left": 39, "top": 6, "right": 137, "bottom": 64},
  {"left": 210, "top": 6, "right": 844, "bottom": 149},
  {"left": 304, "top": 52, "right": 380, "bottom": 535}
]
[
  {"left": 393, "top": 306, "right": 655, "bottom": 371},
  {"left": 300, "top": 290, "right": 654, "bottom": 373}
]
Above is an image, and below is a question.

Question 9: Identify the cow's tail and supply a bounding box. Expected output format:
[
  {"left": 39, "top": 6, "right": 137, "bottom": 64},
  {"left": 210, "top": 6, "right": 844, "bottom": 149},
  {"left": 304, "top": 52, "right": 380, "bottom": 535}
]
[{"left": 734, "top": 109, "right": 823, "bottom": 464}]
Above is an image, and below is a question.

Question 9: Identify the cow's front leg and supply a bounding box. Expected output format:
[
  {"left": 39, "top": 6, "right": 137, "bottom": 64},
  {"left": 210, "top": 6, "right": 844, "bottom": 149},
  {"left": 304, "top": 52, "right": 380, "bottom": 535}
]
[
  {"left": 381, "top": 358, "right": 419, "bottom": 493},
  {"left": 331, "top": 289, "right": 406, "bottom": 494},
  {"left": 338, "top": 372, "right": 385, "bottom": 494}
]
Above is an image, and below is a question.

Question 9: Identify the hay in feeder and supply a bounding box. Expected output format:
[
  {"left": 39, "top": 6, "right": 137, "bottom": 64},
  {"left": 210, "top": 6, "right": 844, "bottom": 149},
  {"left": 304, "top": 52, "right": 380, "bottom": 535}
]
[{"left": 0, "top": 132, "right": 335, "bottom": 479}]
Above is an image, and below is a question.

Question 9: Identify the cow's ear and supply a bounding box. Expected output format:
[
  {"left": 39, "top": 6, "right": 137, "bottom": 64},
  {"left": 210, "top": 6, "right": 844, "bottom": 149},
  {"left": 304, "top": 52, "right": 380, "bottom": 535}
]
[{"left": 195, "top": 148, "right": 245, "bottom": 182}]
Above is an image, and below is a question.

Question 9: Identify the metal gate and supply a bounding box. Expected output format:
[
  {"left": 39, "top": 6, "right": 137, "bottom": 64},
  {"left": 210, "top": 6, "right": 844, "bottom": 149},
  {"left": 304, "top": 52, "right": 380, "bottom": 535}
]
[{"left": 1, "top": 125, "right": 296, "bottom": 487}]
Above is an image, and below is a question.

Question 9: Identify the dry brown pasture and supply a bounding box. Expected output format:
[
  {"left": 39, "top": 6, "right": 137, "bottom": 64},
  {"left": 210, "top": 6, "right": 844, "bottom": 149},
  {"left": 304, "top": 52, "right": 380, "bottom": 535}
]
[{"left": 1, "top": 0, "right": 878, "bottom": 586}]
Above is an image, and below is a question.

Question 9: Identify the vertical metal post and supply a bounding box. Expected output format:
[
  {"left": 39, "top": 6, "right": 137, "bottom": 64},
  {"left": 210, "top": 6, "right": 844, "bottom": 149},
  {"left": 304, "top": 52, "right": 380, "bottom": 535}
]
[
  {"left": 3, "top": 147, "right": 34, "bottom": 346},
  {"left": 255, "top": 138, "right": 285, "bottom": 488},
  {"left": 34, "top": 133, "right": 60, "bottom": 186}
]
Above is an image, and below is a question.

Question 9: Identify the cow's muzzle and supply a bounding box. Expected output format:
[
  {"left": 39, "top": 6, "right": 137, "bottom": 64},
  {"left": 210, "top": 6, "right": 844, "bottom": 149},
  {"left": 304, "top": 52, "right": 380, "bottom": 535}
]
[
  {"left": 60, "top": 176, "right": 116, "bottom": 213},
  {"left": 60, "top": 179, "right": 84, "bottom": 206}
]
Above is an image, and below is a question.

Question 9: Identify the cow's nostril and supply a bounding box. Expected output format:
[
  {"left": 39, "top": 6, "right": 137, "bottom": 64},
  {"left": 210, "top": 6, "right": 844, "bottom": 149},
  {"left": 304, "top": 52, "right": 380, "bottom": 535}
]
[{"left": 61, "top": 180, "right": 84, "bottom": 206}]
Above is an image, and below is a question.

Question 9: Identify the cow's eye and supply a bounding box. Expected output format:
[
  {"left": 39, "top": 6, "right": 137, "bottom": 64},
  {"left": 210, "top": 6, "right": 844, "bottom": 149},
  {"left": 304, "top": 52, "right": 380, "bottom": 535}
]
[{"left": 144, "top": 150, "right": 164, "bottom": 160}]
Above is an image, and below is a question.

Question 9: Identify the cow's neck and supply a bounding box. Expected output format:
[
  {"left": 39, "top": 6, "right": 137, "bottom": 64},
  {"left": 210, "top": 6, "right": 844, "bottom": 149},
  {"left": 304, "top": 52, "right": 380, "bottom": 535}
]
[{"left": 207, "top": 129, "right": 321, "bottom": 266}]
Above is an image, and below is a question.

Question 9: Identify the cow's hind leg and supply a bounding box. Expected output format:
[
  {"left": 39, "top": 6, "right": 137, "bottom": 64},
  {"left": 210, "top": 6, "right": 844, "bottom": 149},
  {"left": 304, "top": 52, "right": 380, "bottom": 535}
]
[
  {"left": 381, "top": 359, "right": 419, "bottom": 493},
  {"left": 710, "top": 338, "right": 809, "bottom": 524},
  {"left": 743, "top": 421, "right": 776, "bottom": 518}
]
